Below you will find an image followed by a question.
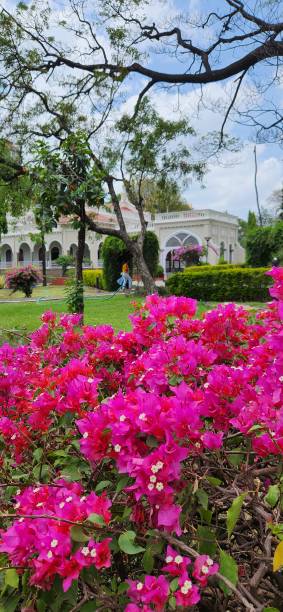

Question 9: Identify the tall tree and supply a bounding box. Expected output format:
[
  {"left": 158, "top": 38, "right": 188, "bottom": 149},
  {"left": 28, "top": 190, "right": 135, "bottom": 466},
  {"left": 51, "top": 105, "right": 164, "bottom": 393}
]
[
  {"left": 135, "top": 178, "right": 190, "bottom": 215},
  {"left": 0, "top": 1, "right": 282, "bottom": 143},
  {"left": 0, "top": 95, "right": 205, "bottom": 294}
]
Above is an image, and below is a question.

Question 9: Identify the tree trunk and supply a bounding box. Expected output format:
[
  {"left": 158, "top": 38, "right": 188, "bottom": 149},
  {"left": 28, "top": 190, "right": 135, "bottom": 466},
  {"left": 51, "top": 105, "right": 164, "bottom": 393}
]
[
  {"left": 41, "top": 237, "right": 47, "bottom": 287},
  {"left": 131, "top": 242, "right": 155, "bottom": 294},
  {"left": 75, "top": 201, "right": 86, "bottom": 317}
]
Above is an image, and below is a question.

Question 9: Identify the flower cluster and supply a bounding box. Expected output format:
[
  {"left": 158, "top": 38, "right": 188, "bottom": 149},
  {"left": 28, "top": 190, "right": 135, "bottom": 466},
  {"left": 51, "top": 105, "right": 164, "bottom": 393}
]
[
  {"left": 0, "top": 480, "right": 112, "bottom": 591},
  {"left": 0, "top": 268, "right": 282, "bottom": 608}
]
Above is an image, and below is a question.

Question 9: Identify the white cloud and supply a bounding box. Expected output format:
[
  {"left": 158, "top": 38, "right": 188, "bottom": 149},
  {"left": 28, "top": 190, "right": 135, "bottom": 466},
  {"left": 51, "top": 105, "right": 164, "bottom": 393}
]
[{"left": 187, "top": 144, "right": 283, "bottom": 219}]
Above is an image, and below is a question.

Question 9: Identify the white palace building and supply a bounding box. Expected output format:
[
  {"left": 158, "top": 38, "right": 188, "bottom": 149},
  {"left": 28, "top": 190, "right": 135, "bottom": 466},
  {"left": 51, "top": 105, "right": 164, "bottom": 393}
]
[{"left": 0, "top": 199, "right": 245, "bottom": 277}]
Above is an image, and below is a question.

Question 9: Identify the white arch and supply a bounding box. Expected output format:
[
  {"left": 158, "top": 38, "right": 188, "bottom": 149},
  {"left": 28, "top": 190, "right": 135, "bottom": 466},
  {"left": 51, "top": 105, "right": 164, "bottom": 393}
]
[
  {"left": 18, "top": 242, "right": 31, "bottom": 264},
  {"left": 49, "top": 241, "right": 62, "bottom": 262},
  {"left": 162, "top": 230, "right": 202, "bottom": 275},
  {"left": 0, "top": 243, "right": 13, "bottom": 266},
  {"left": 164, "top": 230, "right": 202, "bottom": 248}
]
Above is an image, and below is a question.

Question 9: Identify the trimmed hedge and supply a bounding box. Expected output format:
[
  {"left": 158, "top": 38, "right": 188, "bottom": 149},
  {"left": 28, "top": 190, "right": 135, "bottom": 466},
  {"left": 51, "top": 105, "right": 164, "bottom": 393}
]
[
  {"left": 166, "top": 267, "right": 271, "bottom": 301},
  {"left": 184, "top": 264, "right": 247, "bottom": 274},
  {"left": 83, "top": 269, "right": 105, "bottom": 289}
]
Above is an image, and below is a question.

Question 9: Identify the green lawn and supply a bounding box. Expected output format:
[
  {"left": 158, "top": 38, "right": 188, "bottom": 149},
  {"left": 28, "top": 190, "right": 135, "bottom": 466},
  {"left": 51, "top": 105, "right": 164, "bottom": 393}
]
[
  {"left": 0, "top": 294, "right": 147, "bottom": 337},
  {"left": 0, "top": 285, "right": 99, "bottom": 301},
  {"left": 0, "top": 291, "right": 266, "bottom": 343}
]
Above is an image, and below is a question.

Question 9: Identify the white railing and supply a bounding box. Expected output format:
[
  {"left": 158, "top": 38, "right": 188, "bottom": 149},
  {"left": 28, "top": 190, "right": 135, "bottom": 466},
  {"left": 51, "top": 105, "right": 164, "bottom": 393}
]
[{"left": 153, "top": 209, "right": 238, "bottom": 223}]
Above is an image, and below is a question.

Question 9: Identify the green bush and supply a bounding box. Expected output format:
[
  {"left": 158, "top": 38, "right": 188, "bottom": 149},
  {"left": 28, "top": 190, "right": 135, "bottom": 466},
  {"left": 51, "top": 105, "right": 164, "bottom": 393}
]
[
  {"left": 142, "top": 231, "right": 159, "bottom": 277},
  {"left": 156, "top": 264, "right": 164, "bottom": 277},
  {"left": 246, "top": 221, "right": 283, "bottom": 266},
  {"left": 102, "top": 232, "right": 160, "bottom": 291},
  {"left": 102, "top": 237, "right": 133, "bottom": 291},
  {"left": 184, "top": 264, "right": 247, "bottom": 274},
  {"left": 166, "top": 267, "right": 271, "bottom": 302},
  {"left": 0, "top": 275, "right": 4, "bottom": 289},
  {"left": 83, "top": 269, "right": 105, "bottom": 289}
]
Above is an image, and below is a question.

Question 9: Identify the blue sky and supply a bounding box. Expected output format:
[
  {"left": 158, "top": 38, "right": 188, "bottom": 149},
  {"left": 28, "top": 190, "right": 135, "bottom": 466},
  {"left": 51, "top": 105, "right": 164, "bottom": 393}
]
[{"left": 3, "top": 0, "right": 283, "bottom": 219}]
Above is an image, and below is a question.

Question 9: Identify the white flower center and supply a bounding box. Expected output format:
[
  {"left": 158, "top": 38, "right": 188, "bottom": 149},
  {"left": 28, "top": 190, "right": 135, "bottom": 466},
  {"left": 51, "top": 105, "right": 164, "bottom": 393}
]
[
  {"left": 148, "top": 483, "right": 155, "bottom": 491},
  {"left": 139, "top": 413, "right": 147, "bottom": 421},
  {"left": 206, "top": 558, "right": 213, "bottom": 566},
  {"left": 83, "top": 432, "right": 89, "bottom": 439},
  {"left": 156, "top": 461, "right": 164, "bottom": 470},
  {"left": 119, "top": 415, "right": 126, "bottom": 422},
  {"left": 165, "top": 555, "right": 173, "bottom": 563},
  {"left": 51, "top": 539, "right": 58, "bottom": 548},
  {"left": 47, "top": 551, "right": 53, "bottom": 559},
  {"left": 136, "top": 582, "right": 143, "bottom": 591},
  {"left": 114, "top": 444, "right": 121, "bottom": 453},
  {"left": 90, "top": 548, "right": 97, "bottom": 558},
  {"left": 36, "top": 502, "right": 43, "bottom": 507},
  {"left": 66, "top": 496, "right": 73, "bottom": 502},
  {"left": 150, "top": 475, "right": 157, "bottom": 483},
  {"left": 82, "top": 547, "right": 90, "bottom": 556},
  {"left": 156, "top": 482, "right": 164, "bottom": 491},
  {"left": 202, "top": 565, "right": 209, "bottom": 574},
  {"left": 175, "top": 555, "right": 183, "bottom": 565},
  {"left": 59, "top": 502, "right": 65, "bottom": 509}
]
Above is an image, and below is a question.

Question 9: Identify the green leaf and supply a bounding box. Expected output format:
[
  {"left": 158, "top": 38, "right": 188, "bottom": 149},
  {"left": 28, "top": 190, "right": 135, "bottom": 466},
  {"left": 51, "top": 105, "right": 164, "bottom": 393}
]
[
  {"left": 33, "top": 447, "right": 43, "bottom": 462},
  {"left": 228, "top": 449, "right": 245, "bottom": 466},
  {"left": 95, "top": 480, "right": 112, "bottom": 493},
  {"left": 118, "top": 531, "right": 145, "bottom": 555},
  {"left": 170, "top": 577, "right": 179, "bottom": 592},
  {"left": 196, "top": 488, "right": 209, "bottom": 510},
  {"left": 169, "top": 596, "right": 176, "bottom": 609},
  {"left": 143, "top": 547, "right": 154, "bottom": 573},
  {"left": 263, "top": 608, "right": 280, "bottom": 612},
  {"left": 227, "top": 493, "right": 247, "bottom": 538},
  {"left": 0, "top": 594, "right": 20, "bottom": 612},
  {"left": 80, "top": 603, "right": 97, "bottom": 612},
  {"left": 197, "top": 525, "right": 217, "bottom": 555},
  {"left": 115, "top": 475, "right": 130, "bottom": 494},
  {"left": 87, "top": 513, "right": 105, "bottom": 526},
  {"left": 70, "top": 526, "right": 89, "bottom": 543},
  {"left": 264, "top": 484, "right": 280, "bottom": 508},
  {"left": 219, "top": 549, "right": 238, "bottom": 595},
  {"left": 117, "top": 582, "right": 129, "bottom": 594},
  {"left": 5, "top": 569, "right": 19, "bottom": 588},
  {"left": 206, "top": 476, "right": 222, "bottom": 487},
  {"left": 61, "top": 465, "right": 81, "bottom": 481}
]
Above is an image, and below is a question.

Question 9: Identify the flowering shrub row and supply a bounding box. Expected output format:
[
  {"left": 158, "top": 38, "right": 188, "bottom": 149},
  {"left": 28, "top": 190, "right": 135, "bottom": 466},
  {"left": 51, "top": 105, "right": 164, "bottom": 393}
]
[{"left": 0, "top": 268, "right": 282, "bottom": 610}]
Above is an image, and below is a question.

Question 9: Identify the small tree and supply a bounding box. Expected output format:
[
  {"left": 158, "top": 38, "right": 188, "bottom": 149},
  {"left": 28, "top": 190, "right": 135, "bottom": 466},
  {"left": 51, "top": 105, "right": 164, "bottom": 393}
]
[
  {"left": 6, "top": 266, "right": 42, "bottom": 298},
  {"left": 55, "top": 255, "right": 74, "bottom": 277}
]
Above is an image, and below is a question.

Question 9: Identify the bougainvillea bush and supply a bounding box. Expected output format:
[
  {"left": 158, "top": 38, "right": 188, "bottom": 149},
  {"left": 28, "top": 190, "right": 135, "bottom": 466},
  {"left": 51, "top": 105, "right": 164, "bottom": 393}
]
[
  {"left": 0, "top": 268, "right": 283, "bottom": 611},
  {"left": 6, "top": 266, "right": 42, "bottom": 297}
]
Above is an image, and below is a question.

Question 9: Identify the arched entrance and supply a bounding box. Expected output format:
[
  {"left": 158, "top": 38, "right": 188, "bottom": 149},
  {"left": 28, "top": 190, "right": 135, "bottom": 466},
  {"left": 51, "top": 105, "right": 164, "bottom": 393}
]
[
  {"left": 164, "top": 232, "right": 201, "bottom": 273},
  {"left": 84, "top": 244, "right": 91, "bottom": 263},
  {"left": 49, "top": 241, "right": 62, "bottom": 264},
  {"left": 18, "top": 243, "right": 31, "bottom": 264},
  {"left": 69, "top": 244, "right": 77, "bottom": 258},
  {"left": 0, "top": 244, "right": 13, "bottom": 267}
]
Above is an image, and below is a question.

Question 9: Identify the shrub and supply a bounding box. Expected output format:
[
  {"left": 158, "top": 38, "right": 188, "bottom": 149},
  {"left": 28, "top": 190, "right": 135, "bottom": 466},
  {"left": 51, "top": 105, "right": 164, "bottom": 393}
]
[
  {"left": 142, "top": 230, "right": 159, "bottom": 277},
  {"left": 83, "top": 268, "right": 105, "bottom": 289},
  {"left": 102, "top": 236, "right": 133, "bottom": 291},
  {"left": 246, "top": 221, "right": 283, "bottom": 266},
  {"left": 5, "top": 266, "right": 42, "bottom": 297},
  {"left": 0, "top": 270, "right": 283, "bottom": 609},
  {"left": 0, "top": 275, "right": 4, "bottom": 289},
  {"left": 156, "top": 264, "right": 164, "bottom": 278},
  {"left": 55, "top": 255, "right": 74, "bottom": 276},
  {"left": 166, "top": 266, "right": 271, "bottom": 301},
  {"left": 65, "top": 278, "right": 84, "bottom": 313},
  {"left": 102, "top": 232, "right": 160, "bottom": 291}
]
